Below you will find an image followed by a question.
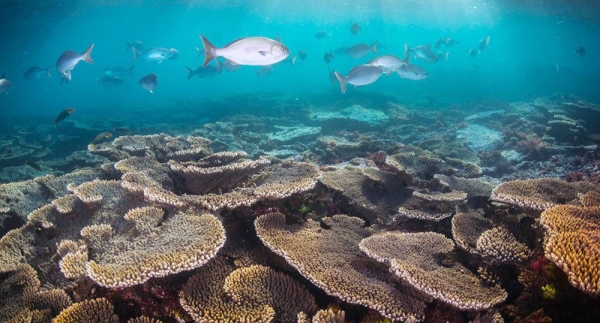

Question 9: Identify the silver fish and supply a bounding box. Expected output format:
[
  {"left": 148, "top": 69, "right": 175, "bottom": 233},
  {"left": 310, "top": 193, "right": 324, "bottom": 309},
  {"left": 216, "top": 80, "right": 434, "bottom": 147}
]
[
  {"left": 139, "top": 73, "right": 157, "bottom": 93},
  {"left": 126, "top": 40, "right": 144, "bottom": 52},
  {"left": 103, "top": 65, "right": 134, "bottom": 77},
  {"left": 132, "top": 47, "right": 179, "bottom": 62},
  {"left": 333, "top": 65, "right": 383, "bottom": 94},
  {"left": 0, "top": 73, "right": 12, "bottom": 93},
  {"left": 346, "top": 42, "right": 378, "bottom": 59},
  {"left": 185, "top": 62, "right": 222, "bottom": 79},
  {"left": 56, "top": 43, "right": 94, "bottom": 82},
  {"left": 200, "top": 35, "right": 290, "bottom": 67},
  {"left": 24, "top": 66, "right": 51, "bottom": 80},
  {"left": 396, "top": 64, "right": 428, "bottom": 81},
  {"left": 97, "top": 75, "right": 124, "bottom": 86},
  {"left": 367, "top": 55, "right": 409, "bottom": 75},
  {"left": 404, "top": 44, "right": 438, "bottom": 63}
]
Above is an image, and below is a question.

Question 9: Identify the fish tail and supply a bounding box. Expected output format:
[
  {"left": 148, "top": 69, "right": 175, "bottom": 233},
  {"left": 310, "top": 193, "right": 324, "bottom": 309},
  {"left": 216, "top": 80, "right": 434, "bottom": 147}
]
[
  {"left": 291, "top": 55, "right": 297, "bottom": 67},
  {"left": 444, "top": 52, "right": 449, "bottom": 60},
  {"left": 333, "top": 71, "right": 347, "bottom": 94},
  {"left": 132, "top": 47, "right": 139, "bottom": 61},
  {"left": 82, "top": 43, "right": 94, "bottom": 64},
  {"left": 45, "top": 66, "right": 51, "bottom": 78},
  {"left": 128, "top": 65, "right": 134, "bottom": 76},
  {"left": 125, "top": 41, "right": 132, "bottom": 52},
  {"left": 403, "top": 44, "right": 410, "bottom": 58},
  {"left": 371, "top": 41, "right": 378, "bottom": 54},
  {"left": 196, "top": 47, "right": 203, "bottom": 57},
  {"left": 216, "top": 60, "right": 223, "bottom": 74},
  {"left": 185, "top": 67, "right": 195, "bottom": 80},
  {"left": 200, "top": 35, "right": 217, "bottom": 67}
]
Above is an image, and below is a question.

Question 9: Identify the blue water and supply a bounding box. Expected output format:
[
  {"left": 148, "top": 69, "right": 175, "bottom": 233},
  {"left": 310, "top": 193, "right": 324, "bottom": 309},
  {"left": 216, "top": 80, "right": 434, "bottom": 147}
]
[{"left": 1, "top": 0, "right": 599, "bottom": 118}]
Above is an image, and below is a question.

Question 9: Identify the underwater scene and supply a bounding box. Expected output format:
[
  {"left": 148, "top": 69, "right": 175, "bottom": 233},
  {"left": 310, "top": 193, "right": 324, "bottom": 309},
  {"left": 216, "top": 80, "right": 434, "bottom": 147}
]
[{"left": 1, "top": 0, "right": 600, "bottom": 322}]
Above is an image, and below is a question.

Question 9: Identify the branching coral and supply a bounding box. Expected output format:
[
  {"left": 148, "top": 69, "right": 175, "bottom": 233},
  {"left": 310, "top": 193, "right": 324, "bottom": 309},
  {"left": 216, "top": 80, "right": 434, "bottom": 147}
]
[{"left": 476, "top": 226, "right": 531, "bottom": 264}]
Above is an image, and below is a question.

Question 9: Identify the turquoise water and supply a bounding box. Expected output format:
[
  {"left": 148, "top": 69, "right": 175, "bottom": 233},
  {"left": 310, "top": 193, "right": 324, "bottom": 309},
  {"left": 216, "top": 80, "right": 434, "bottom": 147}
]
[{"left": 1, "top": 0, "right": 599, "bottom": 117}]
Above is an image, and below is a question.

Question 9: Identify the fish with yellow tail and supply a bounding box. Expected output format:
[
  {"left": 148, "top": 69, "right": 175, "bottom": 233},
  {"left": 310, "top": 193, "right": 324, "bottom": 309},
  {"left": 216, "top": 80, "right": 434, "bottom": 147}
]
[
  {"left": 89, "top": 132, "right": 112, "bottom": 149},
  {"left": 54, "top": 108, "right": 75, "bottom": 125}
]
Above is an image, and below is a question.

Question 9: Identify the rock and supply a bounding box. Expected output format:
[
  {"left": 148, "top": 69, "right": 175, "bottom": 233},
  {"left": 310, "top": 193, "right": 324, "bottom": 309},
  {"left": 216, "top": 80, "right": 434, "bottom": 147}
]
[{"left": 456, "top": 124, "right": 502, "bottom": 153}]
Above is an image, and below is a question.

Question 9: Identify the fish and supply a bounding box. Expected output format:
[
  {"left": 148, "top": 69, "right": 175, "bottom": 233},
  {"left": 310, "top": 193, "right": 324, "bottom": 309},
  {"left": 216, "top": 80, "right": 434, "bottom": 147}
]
[
  {"left": 469, "top": 48, "right": 479, "bottom": 57},
  {"left": 103, "top": 65, "right": 134, "bottom": 77},
  {"left": 396, "top": 64, "right": 428, "bottom": 81},
  {"left": 139, "top": 74, "right": 157, "bottom": 93},
  {"left": 196, "top": 47, "right": 205, "bottom": 56},
  {"left": 315, "top": 31, "right": 328, "bottom": 39},
  {"left": 125, "top": 40, "right": 144, "bottom": 52},
  {"left": 113, "top": 127, "right": 131, "bottom": 135},
  {"left": 298, "top": 50, "right": 307, "bottom": 60},
  {"left": 97, "top": 75, "right": 124, "bottom": 86},
  {"left": 444, "top": 37, "right": 459, "bottom": 46},
  {"left": 346, "top": 42, "right": 378, "bottom": 59},
  {"left": 132, "top": 47, "right": 179, "bottom": 62},
  {"left": 25, "top": 160, "right": 42, "bottom": 171},
  {"left": 333, "top": 64, "right": 383, "bottom": 94},
  {"left": 350, "top": 22, "right": 361, "bottom": 35},
  {"left": 200, "top": 35, "right": 290, "bottom": 67},
  {"left": 221, "top": 59, "right": 241, "bottom": 72},
  {"left": 54, "top": 108, "right": 75, "bottom": 124},
  {"left": 479, "top": 35, "right": 490, "bottom": 51},
  {"left": 367, "top": 55, "right": 410, "bottom": 75},
  {"left": 404, "top": 44, "right": 438, "bottom": 63},
  {"left": 24, "top": 66, "right": 51, "bottom": 80},
  {"left": 434, "top": 39, "right": 444, "bottom": 49},
  {"left": 185, "top": 62, "right": 222, "bottom": 79},
  {"left": 0, "top": 73, "right": 12, "bottom": 93},
  {"left": 437, "top": 52, "right": 449, "bottom": 61},
  {"left": 334, "top": 47, "right": 349, "bottom": 57},
  {"left": 55, "top": 43, "right": 94, "bottom": 83},
  {"left": 327, "top": 66, "right": 337, "bottom": 83},
  {"left": 256, "top": 65, "right": 274, "bottom": 78},
  {"left": 576, "top": 46, "right": 586, "bottom": 56},
  {"left": 323, "top": 50, "right": 335, "bottom": 64},
  {"left": 90, "top": 132, "right": 112, "bottom": 147}
]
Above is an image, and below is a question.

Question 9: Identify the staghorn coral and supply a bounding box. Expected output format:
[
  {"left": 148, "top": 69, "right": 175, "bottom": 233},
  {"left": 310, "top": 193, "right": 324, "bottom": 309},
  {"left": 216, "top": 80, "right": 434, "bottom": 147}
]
[
  {"left": 451, "top": 210, "right": 494, "bottom": 254},
  {"left": 180, "top": 256, "right": 276, "bottom": 323},
  {"left": 476, "top": 226, "right": 531, "bottom": 264},
  {"left": 539, "top": 205, "right": 600, "bottom": 295},
  {"left": 319, "top": 166, "right": 413, "bottom": 225},
  {"left": 254, "top": 212, "right": 428, "bottom": 322},
  {"left": 53, "top": 298, "right": 119, "bottom": 323},
  {"left": 359, "top": 232, "right": 507, "bottom": 310},
  {"left": 491, "top": 178, "right": 599, "bottom": 212},
  {"left": 223, "top": 265, "right": 318, "bottom": 322}
]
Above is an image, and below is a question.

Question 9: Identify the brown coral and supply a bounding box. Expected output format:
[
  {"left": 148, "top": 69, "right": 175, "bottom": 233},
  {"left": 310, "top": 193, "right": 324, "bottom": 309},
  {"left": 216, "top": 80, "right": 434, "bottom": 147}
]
[
  {"left": 476, "top": 226, "right": 531, "bottom": 264},
  {"left": 579, "top": 191, "right": 600, "bottom": 207},
  {"left": 451, "top": 210, "right": 494, "bottom": 254},
  {"left": 539, "top": 205, "right": 600, "bottom": 295},
  {"left": 254, "top": 212, "right": 427, "bottom": 322},
  {"left": 53, "top": 298, "right": 119, "bottom": 323},
  {"left": 359, "top": 232, "right": 507, "bottom": 310}
]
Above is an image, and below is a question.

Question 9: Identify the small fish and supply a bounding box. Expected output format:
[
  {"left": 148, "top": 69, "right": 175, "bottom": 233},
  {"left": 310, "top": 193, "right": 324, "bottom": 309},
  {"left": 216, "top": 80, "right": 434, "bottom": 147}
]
[
  {"left": 185, "top": 62, "right": 222, "bottom": 79},
  {"left": 434, "top": 39, "right": 444, "bottom": 49},
  {"left": 103, "top": 65, "right": 134, "bottom": 77},
  {"left": 97, "top": 75, "right": 124, "bottom": 86},
  {"left": 576, "top": 46, "right": 586, "bottom": 56},
  {"left": 323, "top": 50, "right": 335, "bottom": 64},
  {"left": 350, "top": 22, "right": 361, "bottom": 35},
  {"left": 469, "top": 48, "right": 479, "bottom": 57},
  {"left": 0, "top": 73, "right": 12, "bottom": 93},
  {"left": 221, "top": 59, "right": 241, "bottom": 72},
  {"left": 25, "top": 160, "right": 42, "bottom": 171},
  {"left": 54, "top": 108, "right": 75, "bottom": 124},
  {"left": 132, "top": 47, "right": 179, "bottom": 62},
  {"left": 367, "top": 55, "right": 410, "bottom": 75},
  {"left": 112, "top": 127, "right": 131, "bottom": 135},
  {"left": 125, "top": 40, "right": 144, "bottom": 52},
  {"left": 404, "top": 44, "right": 438, "bottom": 63},
  {"left": 24, "top": 66, "right": 51, "bottom": 80},
  {"left": 55, "top": 43, "right": 94, "bottom": 83},
  {"left": 315, "top": 31, "right": 328, "bottom": 39},
  {"left": 327, "top": 66, "right": 337, "bottom": 83},
  {"left": 139, "top": 74, "right": 157, "bottom": 93},
  {"left": 478, "top": 35, "right": 490, "bottom": 51},
  {"left": 346, "top": 42, "right": 378, "bottom": 59},
  {"left": 200, "top": 35, "right": 290, "bottom": 67},
  {"left": 444, "top": 37, "right": 459, "bottom": 46},
  {"left": 396, "top": 64, "right": 428, "bottom": 81},
  {"left": 333, "top": 64, "right": 383, "bottom": 94},
  {"left": 298, "top": 50, "right": 307, "bottom": 60},
  {"left": 256, "top": 65, "right": 274, "bottom": 78},
  {"left": 90, "top": 132, "right": 112, "bottom": 147},
  {"left": 437, "top": 52, "right": 449, "bottom": 61}
]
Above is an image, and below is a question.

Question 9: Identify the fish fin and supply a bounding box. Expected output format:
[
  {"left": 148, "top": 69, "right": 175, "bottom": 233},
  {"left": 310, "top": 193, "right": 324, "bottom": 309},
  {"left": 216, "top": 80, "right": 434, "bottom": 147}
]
[
  {"left": 125, "top": 41, "right": 132, "bottom": 52},
  {"left": 444, "top": 52, "right": 449, "bottom": 60},
  {"left": 404, "top": 44, "right": 410, "bottom": 58},
  {"left": 132, "top": 47, "right": 139, "bottom": 61},
  {"left": 128, "top": 65, "right": 134, "bottom": 76},
  {"left": 200, "top": 35, "right": 217, "bottom": 67},
  {"left": 258, "top": 51, "right": 270, "bottom": 56},
  {"left": 333, "top": 71, "right": 346, "bottom": 94},
  {"left": 275, "top": 35, "right": 281, "bottom": 42},
  {"left": 82, "top": 44, "right": 94, "bottom": 64},
  {"left": 45, "top": 66, "right": 52, "bottom": 78},
  {"left": 386, "top": 71, "right": 392, "bottom": 76},
  {"left": 216, "top": 59, "right": 223, "bottom": 74},
  {"left": 185, "top": 67, "right": 194, "bottom": 80},
  {"left": 291, "top": 55, "right": 297, "bottom": 67},
  {"left": 371, "top": 41, "right": 378, "bottom": 54}
]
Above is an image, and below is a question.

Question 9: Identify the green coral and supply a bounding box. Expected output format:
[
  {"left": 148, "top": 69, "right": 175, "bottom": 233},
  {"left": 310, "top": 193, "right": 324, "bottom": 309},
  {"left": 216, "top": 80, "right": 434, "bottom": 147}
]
[
  {"left": 298, "top": 203, "right": 311, "bottom": 215},
  {"left": 542, "top": 284, "right": 556, "bottom": 300}
]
